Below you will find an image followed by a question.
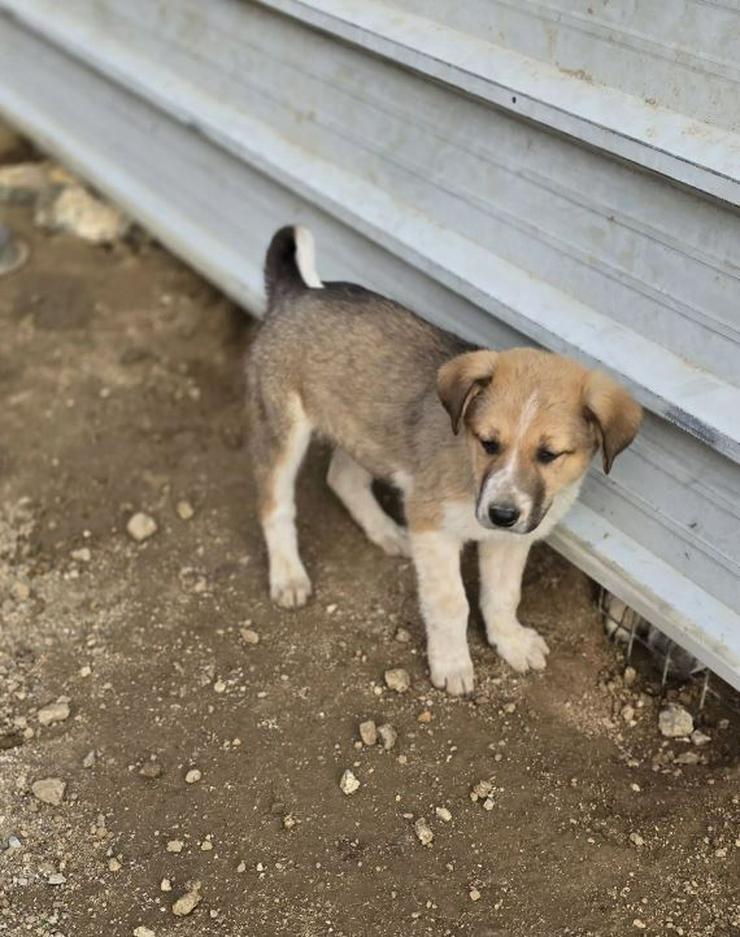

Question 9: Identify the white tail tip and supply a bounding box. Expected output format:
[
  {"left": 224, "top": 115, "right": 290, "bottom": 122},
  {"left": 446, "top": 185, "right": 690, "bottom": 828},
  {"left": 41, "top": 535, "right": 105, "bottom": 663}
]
[{"left": 294, "top": 225, "right": 323, "bottom": 289}]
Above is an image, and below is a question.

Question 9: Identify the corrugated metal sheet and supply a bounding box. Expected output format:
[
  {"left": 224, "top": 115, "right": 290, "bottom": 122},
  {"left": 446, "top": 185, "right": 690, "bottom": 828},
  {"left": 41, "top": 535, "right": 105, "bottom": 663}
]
[{"left": 1, "top": 0, "right": 738, "bottom": 686}]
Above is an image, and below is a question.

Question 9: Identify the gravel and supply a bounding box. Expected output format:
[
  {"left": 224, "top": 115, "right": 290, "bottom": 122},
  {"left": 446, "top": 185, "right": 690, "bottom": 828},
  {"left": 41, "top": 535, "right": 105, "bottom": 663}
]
[
  {"left": 658, "top": 704, "right": 694, "bottom": 739},
  {"left": 37, "top": 699, "right": 70, "bottom": 726},
  {"left": 384, "top": 668, "right": 410, "bottom": 693},
  {"left": 339, "top": 769, "right": 360, "bottom": 795},
  {"left": 31, "top": 777, "right": 66, "bottom": 806},
  {"left": 378, "top": 724, "right": 398, "bottom": 751},
  {"left": 172, "top": 883, "right": 202, "bottom": 917},
  {"left": 358, "top": 720, "right": 377, "bottom": 746},
  {"left": 414, "top": 817, "right": 434, "bottom": 847},
  {"left": 126, "top": 512, "right": 158, "bottom": 543}
]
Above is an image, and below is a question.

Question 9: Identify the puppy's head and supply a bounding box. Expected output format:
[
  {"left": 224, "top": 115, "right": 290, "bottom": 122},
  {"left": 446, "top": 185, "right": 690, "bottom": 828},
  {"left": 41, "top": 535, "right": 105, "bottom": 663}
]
[{"left": 437, "top": 348, "right": 642, "bottom": 534}]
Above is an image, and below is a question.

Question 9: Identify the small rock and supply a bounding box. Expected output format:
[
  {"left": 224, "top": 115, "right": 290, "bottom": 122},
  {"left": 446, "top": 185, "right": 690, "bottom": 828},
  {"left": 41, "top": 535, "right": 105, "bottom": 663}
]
[
  {"left": 47, "top": 872, "right": 66, "bottom": 886},
  {"left": 394, "top": 627, "right": 411, "bottom": 643},
  {"left": 36, "top": 184, "right": 129, "bottom": 243},
  {"left": 185, "top": 769, "right": 201, "bottom": 784},
  {"left": 71, "top": 547, "right": 91, "bottom": 563},
  {"left": 82, "top": 750, "right": 96, "bottom": 769},
  {"left": 378, "top": 724, "right": 398, "bottom": 750},
  {"left": 502, "top": 702, "right": 516, "bottom": 715},
  {"left": 469, "top": 888, "right": 481, "bottom": 902},
  {"left": 240, "top": 628, "right": 260, "bottom": 645},
  {"left": 134, "top": 928, "right": 156, "bottom": 937},
  {"left": 108, "top": 857, "right": 122, "bottom": 872},
  {"left": 691, "top": 730, "right": 711, "bottom": 747},
  {"left": 435, "top": 806, "right": 452, "bottom": 823},
  {"left": 359, "top": 720, "right": 377, "bottom": 746},
  {"left": 629, "top": 833, "right": 645, "bottom": 847},
  {"left": 633, "top": 920, "right": 646, "bottom": 930},
  {"left": 414, "top": 817, "right": 434, "bottom": 847},
  {"left": 176, "top": 500, "right": 194, "bottom": 521},
  {"left": 470, "top": 779, "right": 494, "bottom": 802},
  {"left": 674, "top": 751, "right": 700, "bottom": 765},
  {"left": 11, "top": 581, "right": 30, "bottom": 601},
  {"left": 659, "top": 704, "right": 694, "bottom": 739},
  {"left": 623, "top": 666, "right": 637, "bottom": 687},
  {"left": 282, "top": 814, "right": 297, "bottom": 830},
  {"left": 482, "top": 797, "right": 495, "bottom": 811},
  {"left": 213, "top": 680, "right": 226, "bottom": 694},
  {"left": 172, "top": 883, "right": 201, "bottom": 917},
  {"left": 160, "top": 878, "right": 172, "bottom": 891},
  {"left": 384, "top": 668, "right": 410, "bottom": 693},
  {"left": 7, "top": 835, "right": 22, "bottom": 849},
  {"left": 417, "top": 710, "right": 433, "bottom": 724},
  {"left": 139, "top": 760, "right": 162, "bottom": 779},
  {"left": 127, "top": 512, "right": 158, "bottom": 542},
  {"left": 339, "top": 769, "right": 360, "bottom": 795},
  {"left": 37, "top": 700, "right": 70, "bottom": 726},
  {"left": 236, "top": 861, "right": 246, "bottom": 873},
  {"left": 31, "top": 777, "right": 66, "bottom": 806},
  {"left": 166, "top": 840, "right": 183, "bottom": 853},
  {"left": 200, "top": 839, "right": 213, "bottom": 851}
]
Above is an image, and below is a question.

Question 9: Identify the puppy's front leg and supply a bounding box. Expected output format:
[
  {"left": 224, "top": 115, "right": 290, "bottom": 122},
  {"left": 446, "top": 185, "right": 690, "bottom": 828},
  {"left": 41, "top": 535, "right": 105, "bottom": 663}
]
[
  {"left": 410, "top": 530, "right": 473, "bottom": 696},
  {"left": 479, "top": 539, "right": 549, "bottom": 673}
]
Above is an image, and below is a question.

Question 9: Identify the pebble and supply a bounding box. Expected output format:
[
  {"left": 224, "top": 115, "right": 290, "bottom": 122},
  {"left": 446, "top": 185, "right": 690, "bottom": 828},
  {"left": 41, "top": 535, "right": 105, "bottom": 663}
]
[
  {"left": 71, "top": 547, "right": 91, "bottom": 563},
  {"left": 414, "top": 817, "right": 434, "bottom": 847},
  {"left": 133, "top": 928, "right": 156, "bottom": 937},
  {"left": 172, "top": 883, "right": 201, "bottom": 917},
  {"left": 502, "top": 702, "right": 516, "bottom": 715},
  {"left": 435, "top": 807, "right": 452, "bottom": 823},
  {"left": 691, "top": 730, "right": 711, "bottom": 747},
  {"left": 240, "top": 628, "right": 260, "bottom": 645},
  {"left": 82, "top": 750, "right": 96, "bottom": 769},
  {"left": 384, "top": 668, "right": 410, "bottom": 693},
  {"left": 470, "top": 779, "right": 494, "bottom": 802},
  {"left": 127, "top": 512, "right": 158, "bottom": 542},
  {"left": 166, "top": 840, "right": 184, "bottom": 853},
  {"left": 37, "top": 700, "right": 70, "bottom": 726},
  {"left": 394, "top": 627, "right": 411, "bottom": 643},
  {"left": 176, "top": 500, "right": 194, "bottom": 520},
  {"left": 31, "top": 777, "right": 66, "bottom": 806},
  {"left": 629, "top": 833, "right": 645, "bottom": 847},
  {"left": 621, "top": 705, "right": 635, "bottom": 723},
  {"left": 674, "top": 751, "right": 700, "bottom": 765},
  {"left": 633, "top": 920, "right": 646, "bottom": 930},
  {"left": 36, "top": 184, "right": 130, "bottom": 243},
  {"left": 12, "top": 581, "right": 30, "bottom": 601},
  {"left": 185, "top": 768, "right": 202, "bottom": 784},
  {"left": 108, "top": 857, "right": 122, "bottom": 872},
  {"left": 417, "top": 710, "right": 433, "bottom": 724},
  {"left": 138, "top": 761, "right": 162, "bottom": 779},
  {"left": 359, "top": 720, "right": 378, "bottom": 746},
  {"left": 469, "top": 888, "right": 481, "bottom": 902},
  {"left": 658, "top": 704, "right": 693, "bottom": 739},
  {"left": 47, "top": 872, "right": 66, "bottom": 886},
  {"left": 378, "top": 724, "right": 398, "bottom": 751},
  {"left": 623, "top": 666, "right": 637, "bottom": 687},
  {"left": 161, "top": 878, "right": 172, "bottom": 891},
  {"left": 339, "top": 769, "right": 360, "bottom": 795}
]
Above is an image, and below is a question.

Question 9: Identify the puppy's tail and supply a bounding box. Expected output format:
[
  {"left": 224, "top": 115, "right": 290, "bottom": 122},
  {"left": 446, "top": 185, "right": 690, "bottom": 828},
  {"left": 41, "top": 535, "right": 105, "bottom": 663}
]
[{"left": 264, "top": 225, "right": 323, "bottom": 309}]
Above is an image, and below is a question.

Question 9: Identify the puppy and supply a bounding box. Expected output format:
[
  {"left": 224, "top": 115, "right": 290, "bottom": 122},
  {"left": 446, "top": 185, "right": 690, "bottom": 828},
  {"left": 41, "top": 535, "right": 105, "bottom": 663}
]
[{"left": 248, "top": 226, "right": 642, "bottom": 695}]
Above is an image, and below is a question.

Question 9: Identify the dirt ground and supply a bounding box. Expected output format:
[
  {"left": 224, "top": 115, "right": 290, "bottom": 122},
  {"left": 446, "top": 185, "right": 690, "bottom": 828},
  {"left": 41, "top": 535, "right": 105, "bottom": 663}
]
[{"left": 0, "top": 162, "right": 738, "bottom": 937}]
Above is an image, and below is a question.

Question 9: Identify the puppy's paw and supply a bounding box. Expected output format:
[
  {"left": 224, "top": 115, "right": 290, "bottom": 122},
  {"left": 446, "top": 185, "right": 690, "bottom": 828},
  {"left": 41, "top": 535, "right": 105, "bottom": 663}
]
[
  {"left": 270, "top": 569, "right": 312, "bottom": 609},
  {"left": 429, "top": 654, "right": 475, "bottom": 697},
  {"left": 489, "top": 620, "right": 549, "bottom": 673}
]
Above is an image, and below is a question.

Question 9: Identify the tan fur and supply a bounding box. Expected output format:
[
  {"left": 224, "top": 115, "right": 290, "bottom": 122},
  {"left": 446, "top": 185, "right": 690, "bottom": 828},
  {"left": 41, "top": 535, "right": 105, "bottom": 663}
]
[{"left": 250, "top": 226, "right": 643, "bottom": 694}]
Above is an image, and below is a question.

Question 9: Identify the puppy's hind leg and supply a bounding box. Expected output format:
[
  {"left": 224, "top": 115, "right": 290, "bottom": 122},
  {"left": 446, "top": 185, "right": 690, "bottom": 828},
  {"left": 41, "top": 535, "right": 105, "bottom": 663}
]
[
  {"left": 327, "top": 448, "right": 410, "bottom": 557},
  {"left": 252, "top": 393, "right": 312, "bottom": 609}
]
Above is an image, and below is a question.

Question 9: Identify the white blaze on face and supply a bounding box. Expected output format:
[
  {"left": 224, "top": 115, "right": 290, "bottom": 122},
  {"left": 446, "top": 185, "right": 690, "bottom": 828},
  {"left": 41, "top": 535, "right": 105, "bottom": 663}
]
[{"left": 477, "top": 393, "right": 539, "bottom": 531}]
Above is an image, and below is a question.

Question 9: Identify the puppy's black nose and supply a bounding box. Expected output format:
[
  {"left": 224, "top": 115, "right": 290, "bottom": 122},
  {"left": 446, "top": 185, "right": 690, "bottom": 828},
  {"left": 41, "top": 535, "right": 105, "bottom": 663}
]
[{"left": 489, "top": 504, "right": 520, "bottom": 528}]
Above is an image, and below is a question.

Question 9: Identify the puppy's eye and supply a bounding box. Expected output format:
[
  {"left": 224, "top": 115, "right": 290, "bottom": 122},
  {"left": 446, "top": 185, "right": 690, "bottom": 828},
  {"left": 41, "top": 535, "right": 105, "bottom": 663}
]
[
  {"left": 537, "top": 447, "right": 560, "bottom": 464},
  {"left": 480, "top": 438, "right": 500, "bottom": 456}
]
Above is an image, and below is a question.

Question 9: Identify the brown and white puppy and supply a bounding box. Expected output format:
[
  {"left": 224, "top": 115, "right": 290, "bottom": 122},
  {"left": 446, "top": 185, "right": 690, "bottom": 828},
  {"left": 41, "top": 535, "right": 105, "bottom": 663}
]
[{"left": 248, "top": 226, "right": 642, "bottom": 695}]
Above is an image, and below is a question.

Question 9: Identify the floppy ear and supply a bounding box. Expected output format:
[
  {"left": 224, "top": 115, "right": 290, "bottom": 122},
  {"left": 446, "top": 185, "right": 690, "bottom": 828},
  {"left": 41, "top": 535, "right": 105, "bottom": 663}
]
[
  {"left": 437, "top": 350, "right": 498, "bottom": 435},
  {"left": 583, "top": 371, "right": 642, "bottom": 473}
]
